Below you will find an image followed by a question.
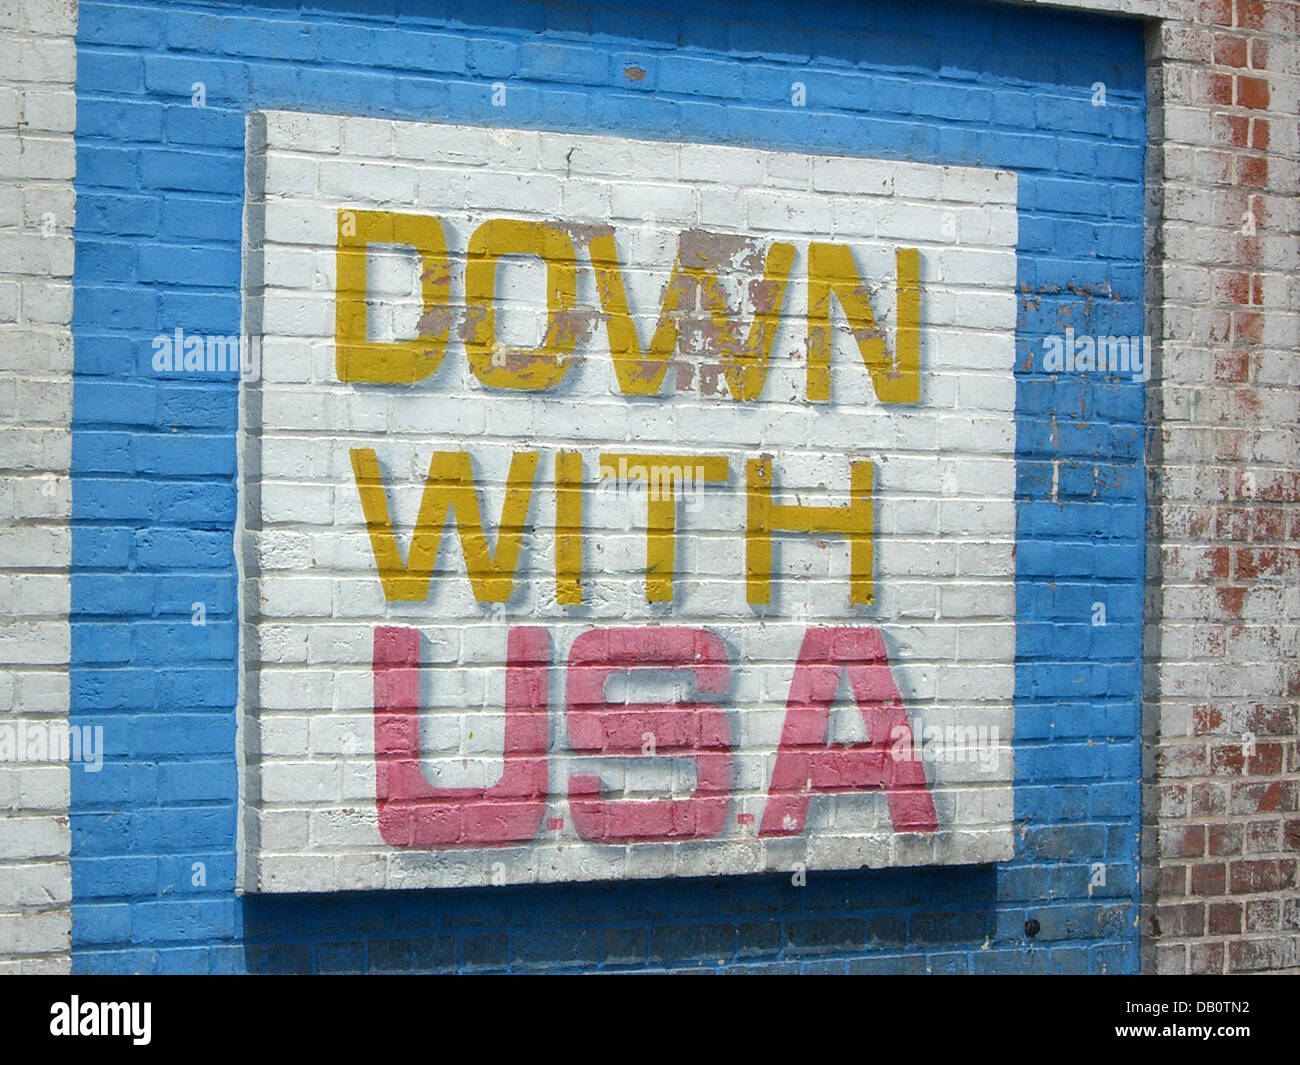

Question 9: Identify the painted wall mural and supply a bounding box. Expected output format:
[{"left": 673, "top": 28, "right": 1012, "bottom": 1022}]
[{"left": 238, "top": 113, "right": 1018, "bottom": 892}]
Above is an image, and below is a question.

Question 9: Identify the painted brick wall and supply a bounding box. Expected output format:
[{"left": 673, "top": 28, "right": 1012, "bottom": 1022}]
[
  {"left": 240, "top": 114, "right": 1021, "bottom": 893},
  {"left": 1017, "top": 0, "right": 1300, "bottom": 980},
  {"left": 65, "top": 0, "right": 1153, "bottom": 974},
  {"left": 0, "top": 0, "right": 75, "bottom": 973},
  {"left": 1140, "top": 0, "right": 1299, "bottom": 975},
  {"left": 0, "top": 0, "right": 1279, "bottom": 978}
]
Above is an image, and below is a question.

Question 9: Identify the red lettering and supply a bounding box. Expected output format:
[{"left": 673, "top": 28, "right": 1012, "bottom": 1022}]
[
  {"left": 760, "top": 627, "right": 937, "bottom": 836},
  {"left": 566, "top": 627, "right": 731, "bottom": 843},
  {"left": 372, "top": 625, "right": 548, "bottom": 847}
]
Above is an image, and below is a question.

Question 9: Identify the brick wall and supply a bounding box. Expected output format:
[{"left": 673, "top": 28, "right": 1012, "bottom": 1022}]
[
  {"left": 1138, "top": 0, "right": 1298, "bottom": 975},
  {"left": 0, "top": 0, "right": 75, "bottom": 973},
  {"left": 1029, "top": 0, "right": 1300, "bottom": 978},
  {"left": 1024, "top": 0, "right": 1300, "bottom": 978},
  {"left": 67, "top": 0, "right": 1150, "bottom": 973},
  {"left": 240, "top": 112, "right": 1021, "bottom": 893},
  {"left": 0, "top": 0, "right": 1287, "bottom": 974}
]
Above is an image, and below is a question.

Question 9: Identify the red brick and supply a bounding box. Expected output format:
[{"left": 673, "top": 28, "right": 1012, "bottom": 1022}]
[
  {"left": 1188, "top": 941, "right": 1224, "bottom": 974},
  {"left": 1251, "top": 704, "right": 1296, "bottom": 735},
  {"left": 1202, "top": 704, "right": 1295, "bottom": 736},
  {"left": 1210, "top": 743, "right": 1245, "bottom": 774},
  {"left": 1212, "top": 34, "right": 1248, "bottom": 66},
  {"left": 1206, "top": 72, "right": 1234, "bottom": 104},
  {"left": 1213, "top": 427, "right": 1251, "bottom": 464},
  {"left": 1258, "top": 469, "right": 1299, "bottom": 503},
  {"left": 1234, "top": 779, "right": 1294, "bottom": 815},
  {"left": 1233, "top": 311, "right": 1263, "bottom": 346},
  {"left": 1162, "top": 743, "right": 1210, "bottom": 778},
  {"left": 1238, "top": 154, "right": 1268, "bottom": 188},
  {"left": 1215, "top": 586, "right": 1246, "bottom": 615},
  {"left": 1214, "top": 507, "right": 1250, "bottom": 540},
  {"left": 1161, "top": 782, "right": 1189, "bottom": 817},
  {"left": 1213, "top": 350, "right": 1250, "bottom": 382},
  {"left": 1208, "top": 901, "right": 1242, "bottom": 934},
  {"left": 1250, "top": 118, "right": 1270, "bottom": 149},
  {"left": 1252, "top": 507, "right": 1285, "bottom": 539},
  {"left": 1191, "top": 781, "right": 1229, "bottom": 816},
  {"left": 1236, "top": 75, "right": 1270, "bottom": 109},
  {"left": 1208, "top": 822, "right": 1243, "bottom": 856},
  {"left": 1234, "top": 0, "right": 1266, "bottom": 29},
  {"left": 1235, "top": 547, "right": 1284, "bottom": 578},
  {"left": 1158, "top": 863, "right": 1188, "bottom": 898},
  {"left": 1159, "top": 902, "right": 1207, "bottom": 937},
  {"left": 1248, "top": 37, "right": 1268, "bottom": 69},
  {"left": 1216, "top": 270, "right": 1251, "bottom": 305},
  {"left": 1204, "top": 546, "right": 1232, "bottom": 578},
  {"left": 1186, "top": 507, "right": 1211, "bottom": 538},
  {"left": 1202, "top": 0, "right": 1234, "bottom": 25},
  {"left": 1246, "top": 743, "right": 1284, "bottom": 776},
  {"left": 1193, "top": 705, "right": 1224, "bottom": 735},
  {"left": 1215, "top": 112, "right": 1248, "bottom": 145},
  {"left": 1245, "top": 819, "right": 1282, "bottom": 853},
  {"left": 1190, "top": 862, "right": 1226, "bottom": 895},
  {"left": 1164, "top": 825, "right": 1206, "bottom": 859},
  {"left": 1226, "top": 938, "right": 1287, "bottom": 972},
  {"left": 1229, "top": 858, "right": 1295, "bottom": 893}
]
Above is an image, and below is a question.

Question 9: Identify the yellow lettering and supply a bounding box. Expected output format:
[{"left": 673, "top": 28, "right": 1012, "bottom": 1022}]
[
  {"left": 555, "top": 451, "right": 584, "bottom": 605},
  {"left": 350, "top": 448, "right": 539, "bottom": 602},
  {"left": 335, "top": 210, "right": 451, "bottom": 384},
  {"left": 806, "top": 245, "right": 919, "bottom": 403},
  {"left": 600, "top": 453, "right": 729, "bottom": 602},
  {"left": 465, "top": 219, "right": 578, "bottom": 390},
  {"left": 746, "top": 458, "right": 874, "bottom": 605},
  {"left": 591, "top": 232, "right": 795, "bottom": 401}
]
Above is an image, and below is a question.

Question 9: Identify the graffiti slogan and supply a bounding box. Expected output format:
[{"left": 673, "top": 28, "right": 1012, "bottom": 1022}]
[{"left": 239, "top": 113, "right": 1018, "bottom": 892}]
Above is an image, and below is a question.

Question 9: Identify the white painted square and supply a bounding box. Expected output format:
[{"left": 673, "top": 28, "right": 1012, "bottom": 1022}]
[{"left": 239, "top": 110, "right": 1018, "bottom": 893}]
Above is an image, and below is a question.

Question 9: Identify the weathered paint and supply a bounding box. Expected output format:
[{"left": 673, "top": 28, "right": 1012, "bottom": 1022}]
[{"left": 238, "top": 115, "right": 1018, "bottom": 892}]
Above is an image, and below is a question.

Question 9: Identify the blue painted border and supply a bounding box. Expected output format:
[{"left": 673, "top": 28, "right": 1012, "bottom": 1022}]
[{"left": 71, "top": 0, "right": 1146, "bottom": 973}]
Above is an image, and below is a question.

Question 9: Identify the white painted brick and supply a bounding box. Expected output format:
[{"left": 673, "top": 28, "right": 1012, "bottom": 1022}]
[
  {"left": 0, "top": 911, "right": 69, "bottom": 955},
  {"left": 812, "top": 155, "right": 895, "bottom": 196},
  {"left": 392, "top": 122, "right": 489, "bottom": 165},
  {"left": 747, "top": 189, "right": 833, "bottom": 233},
  {"left": 19, "top": 89, "right": 74, "bottom": 133},
  {"left": 318, "top": 160, "right": 417, "bottom": 205},
  {"left": 608, "top": 182, "right": 695, "bottom": 224},
  {"left": 340, "top": 118, "right": 393, "bottom": 159},
  {"left": 264, "top": 152, "right": 318, "bottom": 199},
  {"left": 0, "top": 814, "right": 68, "bottom": 860},
  {"left": 241, "top": 112, "right": 1018, "bottom": 894},
  {"left": 695, "top": 187, "right": 747, "bottom": 229},
  {"left": 0, "top": 0, "right": 72, "bottom": 970}
]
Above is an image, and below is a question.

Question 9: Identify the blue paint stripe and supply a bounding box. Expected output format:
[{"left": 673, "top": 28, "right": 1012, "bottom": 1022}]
[{"left": 71, "top": 0, "right": 1146, "bottom": 973}]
